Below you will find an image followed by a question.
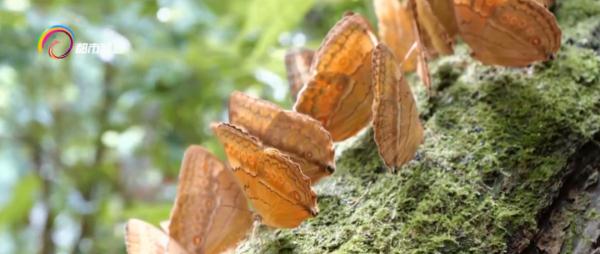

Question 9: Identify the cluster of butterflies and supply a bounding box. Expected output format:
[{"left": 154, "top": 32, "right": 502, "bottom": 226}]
[{"left": 125, "top": 0, "right": 561, "bottom": 253}]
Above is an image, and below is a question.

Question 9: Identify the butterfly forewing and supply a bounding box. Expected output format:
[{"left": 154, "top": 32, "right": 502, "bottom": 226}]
[
  {"left": 454, "top": 0, "right": 561, "bottom": 66},
  {"left": 407, "top": 0, "right": 434, "bottom": 90},
  {"left": 415, "top": 0, "right": 454, "bottom": 56},
  {"left": 372, "top": 44, "right": 424, "bottom": 170},
  {"left": 427, "top": 0, "right": 459, "bottom": 38},
  {"left": 212, "top": 122, "right": 318, "bottom": 228},
  {"left": 168, "top": 146, "right": 252, "bottom": 254},
  {"left": 285, "top": 49, "right": 315, "bottom": 101},
  {"left": 374, "top": 0, "right": 419, "bottom": 72},
  {"left": 228, "top": 91, "right": 279, "bottom": 137},
  {"left": 229, "top": 91, "right": 335, "bottom": 183},
  {"left": 294, "top": 13, "right": 378, "bottom": 142}
]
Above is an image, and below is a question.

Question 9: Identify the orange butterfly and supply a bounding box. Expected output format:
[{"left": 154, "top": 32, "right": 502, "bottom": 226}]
[
  {"left": 229, "top": 91, "right": 335, "bottom": 183},
  {"left": 374, "top": 0, "right": 433, "bottom": 90},
  {"left": 292, "top": 12, "right": 425, "bottom": 169},
  {"left": 413, "top": 0, "right": 455, "bottom": 57},
  {"left": 373, "top": 0, "right": 420, "bottom": 72},
  {"left": 212, "top": 122, "right": 318, "bottom": 228},
  {"left": 167, "top": 146, "right": 253, "bottom": 254},
  {"left": 294, "top": 12, "right": 378, "bottom": 142},
  {"left": 376, "top": 0, "right": 561, "bottom": 69},
  {"left": 454, "top": 0, "right": 561, "bottom": 67},
  {"left": 372, "top": 43, "right": 424, "bottom": 170},
  {"left": 126, "top": 146, "right": 253, "bottom": 254}
]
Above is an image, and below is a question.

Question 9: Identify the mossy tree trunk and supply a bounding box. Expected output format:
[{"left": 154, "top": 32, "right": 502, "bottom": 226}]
[{"left": 242, "top": 1, "right": 600, "bottom": 253}]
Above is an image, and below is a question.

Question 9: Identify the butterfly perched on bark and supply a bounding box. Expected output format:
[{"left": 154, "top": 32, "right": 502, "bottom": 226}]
[
  {"left": 229, "top": 91, "right": 335, "bottom": 183},
  {"left": 453, "top": 0, "right": 561, "bottom": 66},
  {"left": 292, "top": 12, "right": 425, "bottom": 170},
  {"left": 212, "top": 122, "right": 319, "bottom": 228},
  {"left": 294, "top": 12, "right": 379, "bottom": 142}
]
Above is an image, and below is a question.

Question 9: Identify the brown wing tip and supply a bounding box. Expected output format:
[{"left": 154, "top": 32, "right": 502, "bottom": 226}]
[
  {"left": 230, "top": 90, "right": 244, "bottom": 98},
  {"left": 210, "top": 122, "right": 221, "bottom": 132},
  {"left": 230, "top": 90, "right": 282, "bottom": 113},
  {"left": 229, "top": 91, "right": 244, "bottom": 105},
  {"left": 179, "top": 145, "right": 210, "bottom": 181},
  {"left": 338, "top": 11, "right": 375, "bottom": 36},
  {"left": 184, "top": 145, "right": 208, "bottom": 157},
  {"left": 229, "top": 90, "right": 252, "bottom": 106},
  {"left": 373, "top": 43, "right": 393, "bottom": 58},
  {"left": 228, "top": 91, "right": 243, "bottom": 120}
]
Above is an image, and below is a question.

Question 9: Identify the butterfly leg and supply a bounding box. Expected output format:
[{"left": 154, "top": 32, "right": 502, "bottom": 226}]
[{"left": 249, "top": 214, "right": 264, "bottom": 246}]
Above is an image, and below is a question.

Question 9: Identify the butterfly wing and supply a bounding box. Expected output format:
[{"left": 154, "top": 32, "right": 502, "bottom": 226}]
[
  {"left": 285, "top": 49, "right": 315, "bottom": 101},
  {"left": 454, "top": 0, "right": 561, "bottom": 66},
  {"left": 427, "top": 0, "right": 459, "bottom": 38},
  {"left": 229, "top": 91, "right": 335, "bottom": 183},
  {"left": 374, "top": 0, "right": 419, "bottom": 72},
  {"left": 294, "top": 13, "right": 378, "bottom": 141},
  {"left": 212, "top": 123, "right": 318, "bottom": 228},
  {"left": 125, "top": 219, "right": 187, "bottom": 254},
  {"left": 168, "top": 146, "right": 253, "bottom": 254},
  {"left": 372, "top": 44, "right": 424, "bottom": 170},
  {"left": 415, "top": 0, "right": 454, "bottom": 56}
]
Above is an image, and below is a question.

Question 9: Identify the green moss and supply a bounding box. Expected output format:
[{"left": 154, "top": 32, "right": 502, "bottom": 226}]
[
  {"left": 556, "top": 0, "right": 600, "bottom": 27},
  {"left": 241, "top": 1, "right": 600, "bottom": 253}
]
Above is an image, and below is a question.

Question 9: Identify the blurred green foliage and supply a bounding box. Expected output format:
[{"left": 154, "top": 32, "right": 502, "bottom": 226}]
[{"left": 0, "top": 0, "right": 370, "bottom": 253}]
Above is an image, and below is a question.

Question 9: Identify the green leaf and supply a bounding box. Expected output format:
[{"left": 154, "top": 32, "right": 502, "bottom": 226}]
[
  {"left": 238, "top": 0, "right": 316, "bottom": 64},
  {"left": 0, "top": 174, "right": 40, "bottom": 226}
]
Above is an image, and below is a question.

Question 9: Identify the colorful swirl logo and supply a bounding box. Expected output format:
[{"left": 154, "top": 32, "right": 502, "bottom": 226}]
[{"left": 37, "top": 25, "right": 75, "bottom": 60}]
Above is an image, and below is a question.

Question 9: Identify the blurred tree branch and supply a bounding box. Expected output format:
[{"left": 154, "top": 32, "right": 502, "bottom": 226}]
[{"left": 73, "top": 63, "right": 116, "bottom": 253}]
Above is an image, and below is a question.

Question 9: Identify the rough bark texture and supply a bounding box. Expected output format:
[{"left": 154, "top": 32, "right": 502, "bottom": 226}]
[{"left": 241, "top": 1, "right": 600, "bottom": 253}]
